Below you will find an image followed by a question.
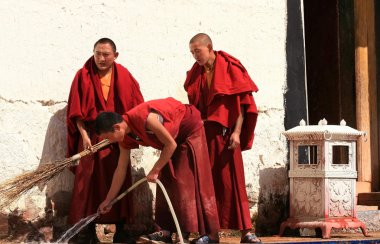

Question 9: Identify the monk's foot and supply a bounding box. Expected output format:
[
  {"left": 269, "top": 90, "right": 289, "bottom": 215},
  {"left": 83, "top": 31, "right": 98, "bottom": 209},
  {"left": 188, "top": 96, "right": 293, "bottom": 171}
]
[
  {"left": 190, "top": 235, "right": 219, "bottom": 244},
  {"left": 240, "top": 233, "right": 261, "bottom": 243},
  {"left": 139, "top": 230, "right": 172, "bottom": 244}
]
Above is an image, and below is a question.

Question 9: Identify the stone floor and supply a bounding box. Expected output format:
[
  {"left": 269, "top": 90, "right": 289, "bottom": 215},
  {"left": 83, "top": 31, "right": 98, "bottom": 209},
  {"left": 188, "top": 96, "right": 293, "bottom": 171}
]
[
  {"left": 1, "top": 230, "right": 380, "bottom": 243},
  {"left": 1, "top": 213, "right": 380, "bottom": 243},
  {"left": 96, "top": 230, "right": 380, "bottom": 244},
  {"left": 221, "top": 233, "right": 380, "bottom": 243}
]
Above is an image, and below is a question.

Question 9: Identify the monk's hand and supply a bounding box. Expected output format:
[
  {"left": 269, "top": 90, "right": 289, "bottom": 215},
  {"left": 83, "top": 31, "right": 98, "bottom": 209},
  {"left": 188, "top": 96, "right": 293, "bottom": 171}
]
[
  {"left": 146, "top": 167, "right": 160, "bottom": 183},
  {"left": 98, "top": 199, "right": 112, "bottom": 214},
  {"left": 82, "top": 135, "right": 93, "bottom": 151},
  {"left": 228, "top": 132, "right": 240, "bottom": 150}
]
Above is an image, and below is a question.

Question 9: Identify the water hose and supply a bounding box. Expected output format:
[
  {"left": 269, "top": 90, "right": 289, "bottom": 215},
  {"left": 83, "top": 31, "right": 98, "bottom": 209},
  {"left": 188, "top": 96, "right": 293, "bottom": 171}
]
[
  {"left": 156, "top": 179, "right": 184, "bottom": 244},
  {"left": 108, "top": 178, "right": 184, "bottom": 244},
  {"left": 58, "top": 177, "right": 184, "bottom": 243}
]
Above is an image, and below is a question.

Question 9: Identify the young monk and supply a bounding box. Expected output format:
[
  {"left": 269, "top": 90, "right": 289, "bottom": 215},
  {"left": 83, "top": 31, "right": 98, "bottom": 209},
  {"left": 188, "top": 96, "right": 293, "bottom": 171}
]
[
  {"left": 184, "top": 33, "right": 260, "bottom": 243},
  {"left": 67, "top": 38, "right": 144, "bottom": 243},
  {"left": 96, "top": 97, "right": 220, "bottom": 244}
]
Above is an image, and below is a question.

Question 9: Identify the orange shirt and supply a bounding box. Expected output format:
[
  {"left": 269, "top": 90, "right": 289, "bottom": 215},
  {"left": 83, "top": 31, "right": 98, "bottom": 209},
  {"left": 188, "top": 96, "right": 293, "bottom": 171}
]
[{"left": 100, "top": 71, "right": 112, "bottom": 101}]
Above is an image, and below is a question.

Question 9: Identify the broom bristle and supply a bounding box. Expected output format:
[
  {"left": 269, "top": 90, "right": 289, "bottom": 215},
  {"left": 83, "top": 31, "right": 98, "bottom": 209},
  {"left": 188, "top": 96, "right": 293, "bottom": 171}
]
[
  {"left": 0, "top": 160, "right": 71, "bottom": 209},
  {"left": 0, "top": 139, "right": 110, "bottom": 209}
]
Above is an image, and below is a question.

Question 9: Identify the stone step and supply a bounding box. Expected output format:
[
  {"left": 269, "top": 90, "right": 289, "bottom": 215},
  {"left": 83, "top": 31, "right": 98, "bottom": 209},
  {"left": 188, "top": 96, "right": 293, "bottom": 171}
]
[
  {"left": 357, "top": 210, "right": 380, "bottom": 232},
  {"left": 357, "top": 205, "right": 378, "bottom": 211}
]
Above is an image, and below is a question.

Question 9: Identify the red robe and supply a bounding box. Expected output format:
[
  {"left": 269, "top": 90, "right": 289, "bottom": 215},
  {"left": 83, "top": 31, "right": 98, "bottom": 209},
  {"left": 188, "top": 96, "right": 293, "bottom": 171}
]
[
  {"left": 121, "top": 98, "right": 220, "bottom": 235},
  {"left": 67, "top": 56, "right": 144, "bottom": 224},
  {"left": 184, "top": 51, "right": 258, "bottom": 230}
]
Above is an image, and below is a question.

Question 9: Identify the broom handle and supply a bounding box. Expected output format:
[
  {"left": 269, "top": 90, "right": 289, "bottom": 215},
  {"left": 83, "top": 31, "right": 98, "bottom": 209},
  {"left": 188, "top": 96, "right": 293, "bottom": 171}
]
[{"left": 69, "top": 139, "right": 111, "bottom": 162}]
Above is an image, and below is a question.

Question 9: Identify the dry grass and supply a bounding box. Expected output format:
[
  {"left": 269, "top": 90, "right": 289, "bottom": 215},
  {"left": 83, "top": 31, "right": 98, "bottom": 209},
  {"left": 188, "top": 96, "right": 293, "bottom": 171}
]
[{"left": 0, "top": 139, "right": 110, "bottom": 209}]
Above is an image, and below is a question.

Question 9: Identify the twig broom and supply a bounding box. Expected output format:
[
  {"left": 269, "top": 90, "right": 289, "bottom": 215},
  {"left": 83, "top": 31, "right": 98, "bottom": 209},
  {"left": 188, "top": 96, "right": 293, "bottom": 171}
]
[{"left": 0, "top": 139, "right": 110, "bottom": 209}]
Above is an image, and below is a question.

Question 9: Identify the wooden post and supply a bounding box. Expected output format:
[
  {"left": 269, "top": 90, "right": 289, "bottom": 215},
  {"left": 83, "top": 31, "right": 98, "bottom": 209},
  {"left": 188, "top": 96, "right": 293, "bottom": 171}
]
[
  {"left": 367, "top": 0, "right": 379, "bottom": 191},
  {"left": 354, "top": 0, "right": 378, "bottom": 192}
]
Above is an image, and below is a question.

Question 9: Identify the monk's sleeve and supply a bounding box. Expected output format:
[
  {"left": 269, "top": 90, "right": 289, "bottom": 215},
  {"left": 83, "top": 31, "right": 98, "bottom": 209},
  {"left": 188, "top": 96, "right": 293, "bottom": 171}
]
[
  {"left": 67, "top": 72, "right": 84, "bottom": 130},
  {"left": 66, "top": 72, "right": 82, "bottom": 156},
  {"left": 239, "top": 93, "right": 258, "bottom": 151},
  {"left": 66, "top": 70, "right": 95, "bottom": 156}
]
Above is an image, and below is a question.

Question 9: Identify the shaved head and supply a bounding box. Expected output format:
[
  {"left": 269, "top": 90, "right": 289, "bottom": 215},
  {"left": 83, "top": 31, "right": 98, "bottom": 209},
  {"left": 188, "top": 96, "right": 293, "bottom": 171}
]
[
  {"left": 189, "top": 33, "right": 215, "bottom": 66},
  {"left": 94, "top": 37, "right": 117, "bottom": 53},
  {"left": 189, "top": 33, "right": 213, "bottom": 48}
]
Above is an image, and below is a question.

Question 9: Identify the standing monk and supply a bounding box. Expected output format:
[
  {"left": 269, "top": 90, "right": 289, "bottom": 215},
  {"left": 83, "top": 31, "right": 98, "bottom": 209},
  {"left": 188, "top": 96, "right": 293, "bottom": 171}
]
[
  {"left": 66, "top": 38, "right": 144, "bottom": 243},
  {"left": 96, "top": 97, "right": 220, "bottom": 244},
  {"left": 184, "top": 33, "right": 260, "bottom": 243}
]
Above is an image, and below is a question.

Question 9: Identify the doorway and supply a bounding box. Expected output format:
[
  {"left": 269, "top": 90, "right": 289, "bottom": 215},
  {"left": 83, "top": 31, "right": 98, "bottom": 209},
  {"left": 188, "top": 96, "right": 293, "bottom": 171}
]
[{"left": 303, "top": 0, "right": 379, "bottom": 190}]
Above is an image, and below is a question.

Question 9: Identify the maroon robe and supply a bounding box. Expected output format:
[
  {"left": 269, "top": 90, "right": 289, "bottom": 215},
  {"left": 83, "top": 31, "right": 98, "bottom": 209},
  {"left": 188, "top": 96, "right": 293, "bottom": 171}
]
[
  {"left": 120, "top": 98, "right": 220, "bottom": 235},
  {"left": 184, "top": 51, "right": 258, "bottom": 230},
  {"left": 67, "top": 56, "right": 144, "bottom": 224}
]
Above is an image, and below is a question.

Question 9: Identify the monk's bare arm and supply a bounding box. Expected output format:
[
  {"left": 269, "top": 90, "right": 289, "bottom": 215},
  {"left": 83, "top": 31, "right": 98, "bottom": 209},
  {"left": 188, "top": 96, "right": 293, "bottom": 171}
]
[
  {"left": 234, "top": 112, "right": 244, "bottom": 134},
  {"left": 76, "top": 118, "right": 92, "bottom": 149},
  {"left": 98, "top": 145, "right": 130, "bottom": 213},
  {"left": 229, "top": 106, "right": 244, "bottom": 149},
  {"left": 145, "top": 112, "right": 177, "bottom": 182}
]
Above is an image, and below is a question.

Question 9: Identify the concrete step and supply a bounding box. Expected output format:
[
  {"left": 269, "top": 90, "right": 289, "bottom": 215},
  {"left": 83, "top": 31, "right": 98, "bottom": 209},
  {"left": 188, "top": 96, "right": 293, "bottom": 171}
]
[
  {"left": 357, "top": 205, "right": 378, "bottom": 211},
  {"left": 357, "top": 210, "right": 380, "bottom": 232}
]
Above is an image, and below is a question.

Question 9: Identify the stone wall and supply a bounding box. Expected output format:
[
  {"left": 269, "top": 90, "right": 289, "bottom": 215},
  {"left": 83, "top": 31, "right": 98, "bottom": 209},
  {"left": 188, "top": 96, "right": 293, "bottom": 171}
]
[{"left": 0, "top": 0, "right": 288, "bottom": 238}]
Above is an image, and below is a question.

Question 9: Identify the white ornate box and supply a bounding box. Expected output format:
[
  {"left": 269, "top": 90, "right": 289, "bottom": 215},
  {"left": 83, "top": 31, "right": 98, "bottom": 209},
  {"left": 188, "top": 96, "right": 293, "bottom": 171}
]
[{"left": 279, "top": 119, "right": 368, "bottom": 238}]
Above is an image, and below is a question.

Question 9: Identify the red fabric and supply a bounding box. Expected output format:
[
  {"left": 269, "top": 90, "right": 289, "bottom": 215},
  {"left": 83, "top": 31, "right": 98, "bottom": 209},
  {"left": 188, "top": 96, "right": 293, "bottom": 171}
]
[
  {"left": 184, "top": 50, "right": 258, "bottom": 150},
  {"left": 121, "top": 98, "right": 220, "bottom": 234},
  {"left": 204, "top": 122, "right": 252, "bottom": 230},
  {"left": 66, "top": 56, "right": 144, "bottom": 224},
  {"left": 156, "top": 127, "right": 220, "bottom": 234},
  {"left": 122, "top": 97, "right": 187, "bottom": 149},
  {"left": 184, "top": 51, "right": 258, "bottom": 230}
]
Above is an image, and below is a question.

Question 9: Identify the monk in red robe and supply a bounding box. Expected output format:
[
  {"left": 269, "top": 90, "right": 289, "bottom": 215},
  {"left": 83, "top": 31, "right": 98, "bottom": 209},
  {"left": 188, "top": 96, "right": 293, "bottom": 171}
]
[
  {"left": 66, "top": 38, "right": 144, "bottom": 243},
  {"left": 184, "top": 33, "right": 260, "bottom": 243},
  {"left": 96, "top": 97, "right": 220, "bottom": 244}
]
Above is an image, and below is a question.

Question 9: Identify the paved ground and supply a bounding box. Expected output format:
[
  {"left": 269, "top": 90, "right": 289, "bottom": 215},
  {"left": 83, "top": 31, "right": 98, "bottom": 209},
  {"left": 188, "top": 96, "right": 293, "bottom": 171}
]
[
  {"left": 147, "top": 234, "right": 380, "bottom": 244},
  {"left": 223, "top": 232, "right": 380, "bottom": 243},
  {"left": 1, "top": 219, "right": 379, "bottom": 243},
  {"left": 0, "top": 233, "right": 379, "bottom": 243},
  {"left": 124, "top": 232, "right": 380, "bottom": 244}
]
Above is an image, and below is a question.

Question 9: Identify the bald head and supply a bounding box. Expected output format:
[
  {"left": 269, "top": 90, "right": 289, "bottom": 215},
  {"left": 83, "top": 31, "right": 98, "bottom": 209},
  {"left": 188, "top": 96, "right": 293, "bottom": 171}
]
[
  {"left": 189, "top": 33, "right": 213, "bottom": 49},
  {"left": 189, "top": 33, "right": 215, "bottom": 66}
]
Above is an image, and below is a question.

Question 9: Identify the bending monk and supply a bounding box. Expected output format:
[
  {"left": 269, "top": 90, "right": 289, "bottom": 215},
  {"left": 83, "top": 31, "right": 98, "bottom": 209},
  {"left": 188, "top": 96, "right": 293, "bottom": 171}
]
[{"left": 96, "top": 97, "right": 220, "bottom": 244}]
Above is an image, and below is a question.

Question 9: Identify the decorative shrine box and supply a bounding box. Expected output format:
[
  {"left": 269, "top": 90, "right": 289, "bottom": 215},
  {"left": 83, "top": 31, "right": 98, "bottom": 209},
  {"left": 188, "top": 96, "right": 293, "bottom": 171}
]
[{"left": 279, "top": 119, "right": 368, "bottom": 238}]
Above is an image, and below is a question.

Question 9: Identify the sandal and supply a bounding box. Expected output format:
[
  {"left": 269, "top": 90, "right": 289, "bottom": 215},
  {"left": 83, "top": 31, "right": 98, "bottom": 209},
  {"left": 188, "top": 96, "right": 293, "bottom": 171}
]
[
  {"left": 240, "top": 233, "right": 261, "bottom": 243},
  {"left": 139, "top": 230, "right": 172, "bottom": 244},
  {"left": 190, "top": 235, "right": 219, "bottom": 244}
]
